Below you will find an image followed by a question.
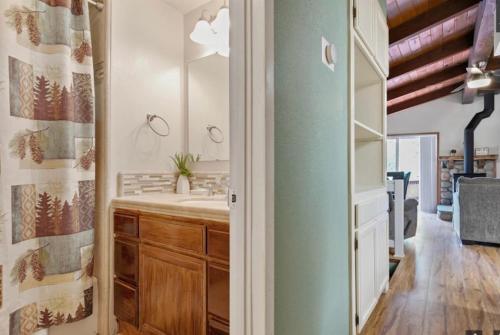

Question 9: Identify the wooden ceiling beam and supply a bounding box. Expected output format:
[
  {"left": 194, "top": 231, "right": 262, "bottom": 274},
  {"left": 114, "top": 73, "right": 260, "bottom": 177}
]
[
  {"left": 389, "top": 0, "right": 480, "bottom": 46},
  {"left": 388, "top": 82, "right": 463, "bottom": 115},
  {"left": 388, "top": 63, "right": 467, "bottom": 100},
  {"left": 389, "top": 30, "right": 474, "bottom": 79},
  {"left": 462, "top": 0, "right": 496, "bottom": 104}
]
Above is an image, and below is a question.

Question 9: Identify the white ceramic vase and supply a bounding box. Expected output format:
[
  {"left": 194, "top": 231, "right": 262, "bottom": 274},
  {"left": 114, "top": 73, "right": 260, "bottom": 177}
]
[{"left": 176, "top": 175, "right": 190, "bottom": 194}]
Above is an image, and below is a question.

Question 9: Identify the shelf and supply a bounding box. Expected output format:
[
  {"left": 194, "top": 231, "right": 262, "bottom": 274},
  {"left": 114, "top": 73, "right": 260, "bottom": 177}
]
[
  {"left": 354, "top": 120, "right": 384, "bottom": 142},
  {"left": 439, "top": 155, "right": 498, "bottom": 161}
]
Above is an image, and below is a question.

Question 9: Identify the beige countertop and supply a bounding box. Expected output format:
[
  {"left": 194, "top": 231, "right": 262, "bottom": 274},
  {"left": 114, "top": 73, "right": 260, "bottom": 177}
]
[{"left": 111, "top": 193, "right": 229, "bottom": 222}]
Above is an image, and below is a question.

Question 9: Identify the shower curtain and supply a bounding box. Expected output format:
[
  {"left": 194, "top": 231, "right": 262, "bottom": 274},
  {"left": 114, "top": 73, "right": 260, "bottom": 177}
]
[{"left": 0, "top": 0, "right": 95, "bottom": 333}]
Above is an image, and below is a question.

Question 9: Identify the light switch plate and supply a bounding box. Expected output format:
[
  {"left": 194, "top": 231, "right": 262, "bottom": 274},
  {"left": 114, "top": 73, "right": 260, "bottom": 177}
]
[{"left": 321, "top": 36, "right": 336, "bottom": 72}]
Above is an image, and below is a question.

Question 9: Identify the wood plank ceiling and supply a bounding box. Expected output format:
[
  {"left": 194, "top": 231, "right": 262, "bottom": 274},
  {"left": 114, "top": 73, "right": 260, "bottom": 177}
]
[{"left": 386, "top": 0, "right": 481, "bottom": 114}]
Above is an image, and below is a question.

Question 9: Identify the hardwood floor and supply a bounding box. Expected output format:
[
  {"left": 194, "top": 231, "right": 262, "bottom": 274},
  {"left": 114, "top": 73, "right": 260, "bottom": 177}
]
[{"left": 361, "top": 212, "right": 500, "bottom": 335}]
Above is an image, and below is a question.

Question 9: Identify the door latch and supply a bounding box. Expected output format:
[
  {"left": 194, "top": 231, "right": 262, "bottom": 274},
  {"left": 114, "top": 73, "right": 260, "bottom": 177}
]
[{"left": 227, "top": 188, "right": 237, "bottom": 208}]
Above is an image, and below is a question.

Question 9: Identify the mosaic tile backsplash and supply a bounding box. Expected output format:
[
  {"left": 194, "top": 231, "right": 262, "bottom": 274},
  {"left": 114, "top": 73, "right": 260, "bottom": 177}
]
[
  {"left": 118, "top": 172, "right": 230, "bottom": 196},
  {"left": 190, "top": 172, "right": 230, "bottom": 195}
]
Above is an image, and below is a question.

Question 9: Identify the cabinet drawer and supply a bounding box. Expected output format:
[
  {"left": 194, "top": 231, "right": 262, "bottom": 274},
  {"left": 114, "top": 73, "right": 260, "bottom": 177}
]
[
  {"left": 114, "top": 212, "right": 139, "bottom": 238},
  {"left": 114, "top": 279, "right": 138, "bottom": 327},
  {"left": 140, "top": 217, "right": 205, "bottom": 255},
  {"left": 207, "top": 230, "right": 229, "bottom": 261},
  {"left": 356, "top": 193, "right": 388, "bottom": 228},
  {"left": 208, "top": 263, "right": 229, "bottom": 322},
  {"left": 115, "top": 239, "right": 138, "bottom": 285}
]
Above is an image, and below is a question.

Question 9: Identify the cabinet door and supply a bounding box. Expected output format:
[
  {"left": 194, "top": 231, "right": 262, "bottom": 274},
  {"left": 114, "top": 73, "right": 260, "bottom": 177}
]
[
  {"left": 139, "top": 244, "right": 205, "bottom": 335},
  {"left": 375, "top": 214, "right": 389, "bottom": 294},
  {"left": 356, "top": 220, "right": 377, "bottom": 330},
  {"left": 354, "top": 0, "right": 374, "bottom": 52},
  {"left": 375, "top": 4, "right": 389, "bottom": 76}
]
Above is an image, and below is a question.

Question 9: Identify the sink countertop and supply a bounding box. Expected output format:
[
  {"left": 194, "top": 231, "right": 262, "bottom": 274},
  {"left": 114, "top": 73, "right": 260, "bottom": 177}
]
[{"left": 111, "top": 193, "right": 229, "bottom": 222}]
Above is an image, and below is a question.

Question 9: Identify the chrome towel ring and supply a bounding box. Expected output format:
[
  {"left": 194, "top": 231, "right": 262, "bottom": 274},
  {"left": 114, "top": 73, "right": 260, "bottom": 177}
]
[
  {"left": 207, "top": 125, "right": 224, "bottom": 143},
  {"left": 147, "top": 114, "right": 170, "bottom": 137}
]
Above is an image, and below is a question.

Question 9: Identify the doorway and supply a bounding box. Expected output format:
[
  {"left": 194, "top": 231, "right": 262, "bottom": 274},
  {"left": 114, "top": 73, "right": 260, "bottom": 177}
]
[
  {"left": 230, "top": 1, "right": 274, "bottom": 335},
  {"left": 387, "top": 133, "right": 439, "bottom": 213}
]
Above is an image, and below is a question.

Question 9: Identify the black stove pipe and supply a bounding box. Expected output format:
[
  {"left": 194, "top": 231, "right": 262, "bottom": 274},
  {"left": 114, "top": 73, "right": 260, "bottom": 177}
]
[{"left": 464, "top": 93, "right": 495, "bottom": 174}]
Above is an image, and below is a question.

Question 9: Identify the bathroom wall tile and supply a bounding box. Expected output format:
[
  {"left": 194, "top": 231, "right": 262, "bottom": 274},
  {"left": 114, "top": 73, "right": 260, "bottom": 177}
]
[
  {"left": 190, "top": 172, "right": 230, "bottom": 195},
  {"left": 118, "top": 172, "right": 230, "bottom": 196}
]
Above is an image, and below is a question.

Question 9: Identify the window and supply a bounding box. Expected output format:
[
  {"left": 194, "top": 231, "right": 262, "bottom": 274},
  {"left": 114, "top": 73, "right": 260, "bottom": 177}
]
[
  {"left": 387, "top": 138, "right": 397, "bottom": 172},
  {"left": 387, "top": 137, "right": 420, "bottom": 182}
]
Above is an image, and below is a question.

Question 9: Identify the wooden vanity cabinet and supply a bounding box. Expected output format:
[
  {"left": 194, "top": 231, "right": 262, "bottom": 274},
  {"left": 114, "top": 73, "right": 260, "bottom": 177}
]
[
  {"left": 114, "top": 210, "right": 229, "bottom": 335},
  {"left": 207, "top": 228, "right": 230, "bottom": 332},
  {"left": 208, "top": 316, "right": 230, "bottom": 335},
  {"left": 114, "top": 212, "right": 140, "bottom": 328},
  {"left": 207, "top": 263, "right": 229, "bottom": 335},
  {"left": 140, "top": 244, "right": 206, "bottom": 335},
  {"left": 115, "top": 239, "right": 139, "bottom": 284}
]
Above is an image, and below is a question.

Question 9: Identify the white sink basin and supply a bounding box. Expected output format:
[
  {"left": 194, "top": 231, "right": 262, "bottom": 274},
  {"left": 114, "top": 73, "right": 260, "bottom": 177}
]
[{"left": 180, "top": 199, "right": 228, "bottom": 208}]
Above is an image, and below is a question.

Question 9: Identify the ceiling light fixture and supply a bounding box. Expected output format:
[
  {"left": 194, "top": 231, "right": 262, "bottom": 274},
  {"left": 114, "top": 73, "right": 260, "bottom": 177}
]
[
  {"left": 189, "top": 1, "right": 230, "bottom": 57},
  {"left": 212, "top": 5, "right": 229, "bottom": 35},
  {"left": 189, "top": 16, "right": 215, "bottom": 45},
  {"left": 467, "top": 73, "right": 492, "bottom": 89},
  {"left": 466, "top": 61, "right": 492, "bottom": 89}
]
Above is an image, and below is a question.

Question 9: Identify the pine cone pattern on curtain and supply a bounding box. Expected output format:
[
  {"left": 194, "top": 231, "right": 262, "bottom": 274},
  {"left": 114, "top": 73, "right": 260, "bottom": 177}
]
[
  {"left": 26, "top": 13, "right": 41, "bottom": 46},
  {"left": 28, "top": 134, "right": 44, "bottom": 164},
  {"left": 14, "top": 12, "right": 22, "bottom": 34},
  {"left": 1, "top": 0, "right": 96, "bottom": 332},
  {"left": 73, "top": 40, "right": 92, "bottom": 64}
]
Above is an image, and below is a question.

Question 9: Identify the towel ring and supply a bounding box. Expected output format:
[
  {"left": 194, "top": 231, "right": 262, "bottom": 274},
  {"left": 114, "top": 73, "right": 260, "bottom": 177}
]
[
  {"left": 147, "top": 114, "right": 170, "bottom": 137},
  {"left": 207, "top": 125, "right": 224, "bottom": 143}
]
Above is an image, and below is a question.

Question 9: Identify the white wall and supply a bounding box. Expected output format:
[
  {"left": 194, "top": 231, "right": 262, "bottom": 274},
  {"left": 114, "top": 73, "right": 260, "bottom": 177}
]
[
  {"left": 108, "top": 0, "right": 185, "bottom": 196},
  {"left": 188, "top": 54, "right": 230, "bottom": 161},
  {"left": 388, "top": 93, "right": 500, "bottom": 176}
]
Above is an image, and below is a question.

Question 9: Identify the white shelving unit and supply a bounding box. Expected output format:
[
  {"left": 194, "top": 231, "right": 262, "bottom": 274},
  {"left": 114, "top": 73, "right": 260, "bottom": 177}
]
[
  {"left": 350, "top": 0, "right": 389, "bottom": 332},
  {"left": 353, "top": 37, "right": 387, "bottom": 196},
  {"left": 354, "top": 120, "right": 383, "bottom": 142}
]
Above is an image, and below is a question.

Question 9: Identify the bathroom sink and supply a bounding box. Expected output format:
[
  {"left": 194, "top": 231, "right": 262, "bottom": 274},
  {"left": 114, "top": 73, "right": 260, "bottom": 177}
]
[
  {"left": 180, "top": 199, "right": 228, "bottom": 208},
  {"left": 179, "top": 196, "right": 228, "bottom": 208}
]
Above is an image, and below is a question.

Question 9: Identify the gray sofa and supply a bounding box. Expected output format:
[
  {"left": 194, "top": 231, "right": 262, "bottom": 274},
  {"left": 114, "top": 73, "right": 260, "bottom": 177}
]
[{"left": 453, "top": 177, "right": 500, "bottom": 244}]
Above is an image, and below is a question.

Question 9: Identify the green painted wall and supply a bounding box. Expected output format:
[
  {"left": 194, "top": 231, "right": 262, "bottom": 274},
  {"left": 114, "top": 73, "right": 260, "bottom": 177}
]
[
  {"left": 275, "top": 1, "right": 350, "bottom": 334},
  {"left": 379, "top": 0, "right": 387, "bottom": 14}
]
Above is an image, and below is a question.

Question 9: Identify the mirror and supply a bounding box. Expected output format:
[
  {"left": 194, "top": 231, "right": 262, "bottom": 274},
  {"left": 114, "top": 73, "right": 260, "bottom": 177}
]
[{"left": 187, "top": 54, "right": 229, "bottom": 161}]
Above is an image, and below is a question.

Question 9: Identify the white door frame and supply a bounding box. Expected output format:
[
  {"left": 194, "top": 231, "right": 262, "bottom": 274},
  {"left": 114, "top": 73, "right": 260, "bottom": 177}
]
[{"left": 230, "top": 0, "right": 274, "bottom": 334}]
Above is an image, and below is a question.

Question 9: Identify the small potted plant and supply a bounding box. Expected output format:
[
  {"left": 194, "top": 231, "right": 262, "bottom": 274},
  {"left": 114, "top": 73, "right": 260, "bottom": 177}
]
[{"left": 171, "top": 153, "right": 199, "bottom": 194}]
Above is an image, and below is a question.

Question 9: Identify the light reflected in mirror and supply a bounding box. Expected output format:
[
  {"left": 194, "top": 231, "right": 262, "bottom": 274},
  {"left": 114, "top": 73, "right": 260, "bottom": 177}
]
[{"left": 188, "top": 54, "right": 229, "bottom": 161}]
